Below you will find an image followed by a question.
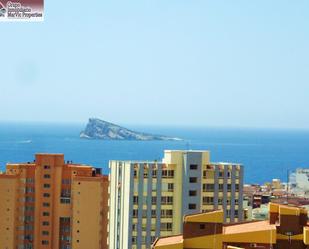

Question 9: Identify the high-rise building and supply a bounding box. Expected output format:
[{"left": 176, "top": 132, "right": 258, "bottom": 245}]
[
  {"left": 108, "top": 150, "right": 243, "bottom": 249},
  {"left": 0, "top": 153, "right": 108, "bottom": 249},
  {"left": 152, "top": 203, "right": 309, "bottom": 249}
]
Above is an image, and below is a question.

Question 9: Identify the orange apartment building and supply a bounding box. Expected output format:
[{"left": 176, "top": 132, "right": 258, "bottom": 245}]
[{"left": 0, "top": 153, "right": 108, "bottom": 249}]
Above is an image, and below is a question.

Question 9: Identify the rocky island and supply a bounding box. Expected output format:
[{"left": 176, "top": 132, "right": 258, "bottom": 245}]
[{"left": 80, "top": 118, "right": 182, "bottom": 141}]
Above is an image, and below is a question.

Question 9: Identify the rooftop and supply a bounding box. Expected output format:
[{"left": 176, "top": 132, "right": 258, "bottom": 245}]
[
  {"left": 153, "top": 235, "right": 183, "bottom": 247},
  {"left": 223, "top": 220, "right": 275, "bottom": 234}
]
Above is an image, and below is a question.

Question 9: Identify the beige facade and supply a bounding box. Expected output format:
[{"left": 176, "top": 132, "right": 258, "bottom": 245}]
[
  {"left": 108, "top": 150, "right": 243, "bottom": 249},
  {"left": 0, "top": 153, "right": 108, "bottom": 249}
]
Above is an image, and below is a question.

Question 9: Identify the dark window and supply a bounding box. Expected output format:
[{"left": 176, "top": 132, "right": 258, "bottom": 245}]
[
  {"left": 151, "top": 196, "right": 157, "bottom": 204},
  {"left": 219, "top": 184, "right": 223, "bottom": 190},
  {"left": 168, "top": 183, "right": 174, "bottom": 192},
  {"left": 133, "top": 209, "right": 138, "bottom": 218},
  {"left": 189, "top": 177, "right": 197, "bottom": 183},
  {"left": 151, "top": 210, "right": 156, "bottom": 217},
  {"left": 203, "top": 196, "right": 214, "bottom": 205},
  {"left": 200, "top": 224, "right": 205, "bottom": 229},
  {"left": 203, "top": 184, "right": 214, "bottom": 192},
  {"left": 42, "top": 231, "right": 49, "bottom": 235},
  {"left": 161, "top": 196, "right": 173, "bottom": 205},
  {"left": 188, "top": 203, "right": 196, "bottom": 210},
  {"left": 190, "top": 164, "right": 198, "bottom": 170},
  {"left": 43, "top": 184, "right": 50, "bottom": 188},
  {"left": 42, "top": 221, "right": 49, "bottom": 226},
  {"left": 189, "top": 190, "right": 197, "bottom": 196},
  {"left": 133, "top": 196, "right": 138, "bottom": 204},
  {"left": 43, "top": 212, "right": 49, "bottom": 216},
  {"left": 43, "top": 174, "right": 51, "bottom": 179},
  {"left": 42, "top": 240, "right": 49, "bottom": 245},
  {"left": 44, "top": 165, "right": 50, "bottom": 169},
  {"left": 162, "top": 170, "right": 174, "bottom": 178},
  {"left": 43, "top": 193, "right": 50, "bottom": 198}
]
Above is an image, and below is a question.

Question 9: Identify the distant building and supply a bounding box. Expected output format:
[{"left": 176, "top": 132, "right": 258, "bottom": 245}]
[
  {"left": 290, "top": 168, "right": 309, "bottom": 197},
  {"left": 152, "top": 203, "right": 309, "bottom": 249},
  {"left": 0, "top": 154, "right": 108, "bottom": 249},
  {"left": 108, "top": 150, "right": 243, "bottom": 249}
]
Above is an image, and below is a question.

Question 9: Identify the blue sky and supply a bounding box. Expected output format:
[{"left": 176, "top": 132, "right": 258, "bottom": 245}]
[{"left": 0, "top": 1, "right": 309, "bottom": 128}]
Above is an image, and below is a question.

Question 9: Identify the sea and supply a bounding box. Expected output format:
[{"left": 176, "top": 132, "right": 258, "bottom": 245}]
[{"left": 0, "top": 122, "right": 309, "bottom": 184}]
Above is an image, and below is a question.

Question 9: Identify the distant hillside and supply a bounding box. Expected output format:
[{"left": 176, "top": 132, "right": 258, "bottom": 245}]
[{"left": 80, "top": 118, "right": 182, "bottom": 141}]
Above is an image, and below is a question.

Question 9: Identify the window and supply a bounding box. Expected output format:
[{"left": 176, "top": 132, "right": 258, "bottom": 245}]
[
  {"left": 189, "top": 190, "right": 197, "bottom": 196},
  {"left": 200, "top": 224, "right": 205, "bottom": 229},
  {"left": 219, "top": 184, "right": 223, "bottom": 191},
  {"left": 151, "top": 196, "right": 157, "bottom": 204},
  {"left": 133, "top": 209, "right": 138, "bottom": 218},
  {"left": 203, "top": 170, "right": 207, "bottom": 178},
  {"left": 62, "top": 179, "right": 71, "bottom": 184},
  {"left": 219, "top": 172, "right": 224, "bottom": 178},
  {"left": 26, "top": 178, "right": 35, "bottom": 183},
  {"left": 43, "top": 202, "right": 50, "bottom": 207},
  {"left": 43, "top": 193, "right": 50, "bottom": 198},
  {"left": 61, "top": 189, "right": 70, "bottom": 198},
  {"left": 226, "top": 209, "right": 231, "bottom": 217},
  {"left": 189, "top": 177, "right": 197, "bottom": 183},
  {"left": 143, "top": 170, "right": 148, "bottom": 177},
  {"left": 203, "top": 197, "right": 214, "bottom": 205},
  {"left": 227, "top": 184, "right": 231, "bottom": 192},
  {"left": 43, "top": 212, "right": 50, "bottom": 216},
  {"left": 168, "top": 183, "right": 174, "bottom": 192},
  {"left": 203, "top": 184, "right": 214, "bottom": 192},
  {"left": 25, "top": 206, "right": 34, "bottom": 212},
  {"left": 152, "top": 170, "right": 157, "bottom": 178},
  {"left": 43, "top": 184, "right": 50, "bottom": 189},
  {"left": 25, "top": 196, "right": 35, "bottom": 202},
  {"left": 60, "top": 217, "right": 70, "bottom": 222},
  {"left": 133, "top": 196, "right": 138, "bottom": 204},
  {"left": 42, "top": 221, "right": 49, "bottom": 226},
  {"left": 162, "top": 170, "right": 174, "bottom": 178},
  {"left": 132, "top": 236, "right": 137, "bottom": 244},
  {"left": 160, "top": 222, "right": 172, "bottom": 231},
  {"left": 60, "top": 198, "right": 70, "bottom": 204},
  {"left": 151, "top": 210, "right": 156, "bottom": 217},
  {"left": 25, "top": 187, "right": 35, "bottom": 193},
  {"left": 235, "top": 210, "right": 239, "bottom": 217},
  {"left": 190, "top": 164, "right": 198, "bottom": 170},
  {"left": 188, "top": 203, "right": 196, "bottom": 210},
  {"left": 43, "top": 174, "right": 51, "bottom": 179},
  {"left": 161, "top": 209, "right": 173, "bottom": 218},
  {"left": 133, "top": 170, "right": 137, "bottom": 178},
  {"left": 41, "top": 240, "right": 49, "bottom": 245},
  {"left": 44, "top": 165, "right": 50, "bottom": 169},
  {"left": 42, "top": 231, "right": 49, "bottom": 236},
  {"left": 161, "top": 196, "right": 173, "bottom": 205},
  {"left": 25, "top": 216, "right": 34, "bottom": 222}
]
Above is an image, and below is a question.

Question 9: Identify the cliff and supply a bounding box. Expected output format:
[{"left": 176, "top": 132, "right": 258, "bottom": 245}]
[{"left": 80, "top": 118, "right": 181, "bottom": 141}]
